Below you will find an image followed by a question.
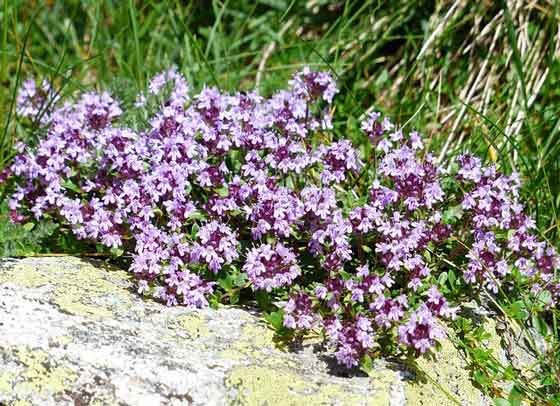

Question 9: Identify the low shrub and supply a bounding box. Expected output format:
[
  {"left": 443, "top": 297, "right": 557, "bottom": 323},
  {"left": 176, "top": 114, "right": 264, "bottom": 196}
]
[{"left": 4, "top": 69, "right": 559, "bottom": 373}]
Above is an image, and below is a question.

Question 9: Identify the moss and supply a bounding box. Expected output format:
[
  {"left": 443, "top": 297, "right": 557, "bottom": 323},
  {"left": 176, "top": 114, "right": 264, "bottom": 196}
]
[
  {"left": 226, "top": 365, "right": 393, "bottom": 405},
  {"left": 12, "top": 346, "right": 77, "bottom": 399},
  {"left": 0, "top": 258, "right": 134, "bottom": 320}
]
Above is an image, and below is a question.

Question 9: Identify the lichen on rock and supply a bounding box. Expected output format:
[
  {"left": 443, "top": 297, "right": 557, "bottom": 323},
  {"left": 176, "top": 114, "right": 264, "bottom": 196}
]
[{"left": 0, "top": 257, "right": 508, "bottom": 405}]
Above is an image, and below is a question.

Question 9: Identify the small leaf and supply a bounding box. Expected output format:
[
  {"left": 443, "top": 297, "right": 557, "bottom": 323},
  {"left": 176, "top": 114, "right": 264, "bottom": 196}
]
[
  {"left": 531, "top": 313, "right": 549, "bottom": 337},
  {"left": 23, "top": 222, "right": 35, "bottom": 232},
  {"left": 191, "top": 223, "right": 200, "bottom": 239},
  {"left": 508, "top": 385, "right": 523, "bottom": 406},
  {"left": 229, "top": 290, "right": 240, "bottom": 305},
  {"left": 110, "top": 247, "right": 124, "bottom": 258},
  {"left": 61, "top": 179, "right": 81, "bottom": 193},
  {"left": 186, "top": 211, "right": 206, "bottom": 221},
  {"left": 232, "top": 272, "right": 248, "bottom": 287},
  {"left": 265, "top": 310, "right": 285, "bottom": 331},
  {"left": 448, "top": 270, "right": 456, "bottom": 286},
  {"left": 217, "top": 274, "right": 233, "bottom": 291},
  {"left": 507, "top": 301, "right": 528, "bottom": 321},
  {"left": 359, "top": 354, "right": 374, "bottom": 375},
  {"left": 535, "top": 290, "right": 552, "bottom": 310},
  {"left": 474, "top": 370, "right": 491, "bottom": 387},
  {"left": 442, "top": 205, "right": 463, "bottom": 223},
  {"left": 438, "top": 272, "right": 448, "bottom": 286},
  {"left": 255, "top": 290, "right": 272, "bottom": 310}
]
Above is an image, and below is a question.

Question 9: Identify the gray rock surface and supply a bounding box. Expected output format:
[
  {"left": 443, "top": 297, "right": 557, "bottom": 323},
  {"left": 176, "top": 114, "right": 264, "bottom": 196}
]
[{"left": 0, "top": 257, "right": 505, "bottom": 405}]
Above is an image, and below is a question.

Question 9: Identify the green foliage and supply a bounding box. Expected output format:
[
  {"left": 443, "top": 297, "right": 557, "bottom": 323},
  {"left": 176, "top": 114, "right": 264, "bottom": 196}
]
[{"left": 0, "top": 204, "right": 58, "bottom": 256}]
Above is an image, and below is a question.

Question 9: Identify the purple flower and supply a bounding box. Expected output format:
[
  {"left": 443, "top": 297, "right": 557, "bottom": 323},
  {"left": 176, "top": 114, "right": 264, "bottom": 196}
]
[
  {"left": 398, "top": 304, "right": 445, "bottom": 353},
  {"left": 191, "top": 221, "right": 239, "bottom": 273},
  {"left": 243, "top": 243, "right": 301, "bottom": 291},
  {"left": 318, "top": 140, "right": 361, "bottom": 184},
  {"left": 16, "top": 78, "right": 57, "bottom": 121},
  {"left": 289, "top": 66, "right": 338, "bottom": 104},
  {"left": 283, "top": 292, "right": 315, "bottom": 329}
]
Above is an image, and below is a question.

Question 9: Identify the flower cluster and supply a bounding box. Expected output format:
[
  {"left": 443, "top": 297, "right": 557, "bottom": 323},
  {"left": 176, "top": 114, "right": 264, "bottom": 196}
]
[
  {"left": 191, "top": 221, "right": 239, "bottom": 273},
  {"left": 456, "top": 154, "right": 560, "bottom": 299},
  {"left": 243, "top": 243, "right": 301, "bottom": 291},
  {"left": 16, "top": 78, "right": 57, "bottom": 121},
  {"left": 7, "top": 68, "right": 559, "bottom": 370}
]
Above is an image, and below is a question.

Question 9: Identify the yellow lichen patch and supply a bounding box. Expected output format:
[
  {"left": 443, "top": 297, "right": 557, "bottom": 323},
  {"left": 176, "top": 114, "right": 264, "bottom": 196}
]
[
  {"left": 52, "top": 335, "right": 73, "bottom": 347},
  {"left": 224, "top": 322, "right": 300, "bottom": 368},
  {"left": 0, "top": 264, "right": 50, "bottom": 288},
  {"left": 482, "top": 318, "right": 506, "bottom": 360},
  {"left": 363, "top": 369, "right": 400, "bottom": 406},
  {"left": 54, "top": 294, "right": 113, "bottom": 319},
  {"left": 175, "top": 313, "right": 210, "bottom": 339},
  {"left": 405, "top": 335, "right": 484, "bottom": 406},
  {"left": 12, "top": 346, "right": 77, "bottom": 399},
  {"left": 226, "top": 365, "right": 389, "bottom": 406},
  {"left": 218, "top": 349, "right": 248, "bottom": 361},
  {"left": 0, "top": 371, "right": 15, "bottom": 394},
  {"left": 241, "top": 322, "right": 276, "bottom": 349},
  {"left": 12, "top": 400, "right": 32, "bottom": 406},
  {"left": 0, "top": 258, "right": 134, "bottom": 320}
]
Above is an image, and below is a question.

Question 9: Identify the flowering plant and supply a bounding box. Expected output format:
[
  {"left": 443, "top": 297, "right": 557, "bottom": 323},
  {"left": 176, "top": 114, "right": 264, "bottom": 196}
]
[{"left": 4, "top": 68, "right": 559, "bottom": 370}]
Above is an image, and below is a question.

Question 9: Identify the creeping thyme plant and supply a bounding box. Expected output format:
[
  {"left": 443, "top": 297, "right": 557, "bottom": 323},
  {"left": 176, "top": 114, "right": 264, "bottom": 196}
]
[{"left": 4, "top": 69, "right": 559, "bottom": 373}]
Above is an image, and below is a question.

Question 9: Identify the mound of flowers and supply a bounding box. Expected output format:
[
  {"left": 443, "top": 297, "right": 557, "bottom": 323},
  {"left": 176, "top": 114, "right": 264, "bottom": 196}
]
[{"left": 4, "top": 68, "right": 559, "bottom": 369}]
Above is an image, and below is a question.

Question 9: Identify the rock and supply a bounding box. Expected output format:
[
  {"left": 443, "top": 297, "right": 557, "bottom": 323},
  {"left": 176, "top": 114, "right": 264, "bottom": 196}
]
[{"left": 0, "top": 257, "right": 499, "bottom": 405}]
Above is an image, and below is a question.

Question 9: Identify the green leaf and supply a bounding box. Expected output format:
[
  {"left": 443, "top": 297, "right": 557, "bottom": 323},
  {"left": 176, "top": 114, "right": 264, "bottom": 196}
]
[
  {"left": 473, "top": 370, "right": 491, "bottom": 387},
  {"left": 535, "top": 290, "right": 552, "bottom": 310},
  {"left": 508, "top": 385, "right": 523, "bottom": 406},
  {"left": 493, "top": 398, "right": 511, "bottom": 406},
  {"left": 186, "top": 211, "right": 206, "bottom": 222},
  {"left": 191, "top": 223, "right": 200, "bottom": 240},
  {"left": 265, "top": 310, "right": 285, "bottom": 331},
  {"left": 437, "top": 272, "right": 448, "bottom": 286},
  {"left": 23, "top": 222, "right": 35, "bottom": 232},
  {"left": 442, "top": 205, "right": 463, "bottom": 223},
  {"left": 229, "top": 290, "right": 240, "bottom": 305},
  {"left": 448, "top": 270, "right": 456, "bottom": 286},
  {"left": 217, "top": 274, "right": 233, "bottom": 291},
  {"left": 361, "top": 245, "right": 372, "bottom": 254},
  {"left": 531, "top": 313, "right": 549, "bottom": 337},
  {"left": 255, "top": 290, "right": 272, "bottom": 310},
  {"left": 110, "top": 246, "right": 124, "bottom": 258},
  {"left": 507, "top": 301, "right": 529, "bottom": 321},
  {"left": 359, "top": 354, "right": 374, "bottom": 375},
  {"left": 61, "top": 179, "right": 81, "bottom": 193},
  {"left": 232, "top": 272, "right": 248, "bottom": 287}
]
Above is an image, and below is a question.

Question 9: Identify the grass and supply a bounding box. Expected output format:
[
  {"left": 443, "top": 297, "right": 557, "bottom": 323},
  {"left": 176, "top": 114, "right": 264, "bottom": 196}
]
[{"left": 1, "top": 1, "right": 559, "bottom": 404}]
